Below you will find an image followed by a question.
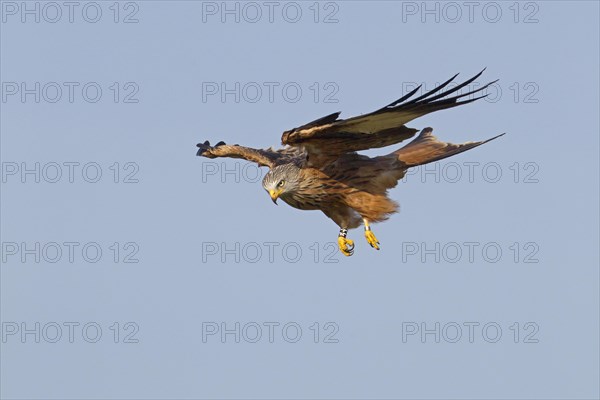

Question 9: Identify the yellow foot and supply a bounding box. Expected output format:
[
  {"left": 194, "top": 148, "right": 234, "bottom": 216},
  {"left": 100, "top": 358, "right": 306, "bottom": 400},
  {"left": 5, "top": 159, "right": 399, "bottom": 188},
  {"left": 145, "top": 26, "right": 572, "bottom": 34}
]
[
  {"left": 337, "top": 236, "right": 355, "bottom": 257},
  {"left": 364, "top": 230, "right": 380, "bottom": 250}
]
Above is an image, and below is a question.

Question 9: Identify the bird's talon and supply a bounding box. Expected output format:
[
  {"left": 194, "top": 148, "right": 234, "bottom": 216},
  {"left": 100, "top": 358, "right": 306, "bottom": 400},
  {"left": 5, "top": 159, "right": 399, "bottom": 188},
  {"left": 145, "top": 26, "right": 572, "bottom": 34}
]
[
  {"left": 337, "top": 236, "right": 355, "bottom": 257},
  {"left": 364, "top": 230, "right": 380, "bottom": 250}
]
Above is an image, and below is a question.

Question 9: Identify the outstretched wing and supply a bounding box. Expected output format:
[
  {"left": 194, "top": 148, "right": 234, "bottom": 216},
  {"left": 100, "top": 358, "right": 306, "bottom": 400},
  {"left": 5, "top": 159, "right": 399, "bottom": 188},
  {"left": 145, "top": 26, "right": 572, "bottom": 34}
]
[
  {"left": 196, "top": 140, "right": 297, "bottom": 169},
  {"left": 282, "top": 69, "right": 497, "bottom": 168}
]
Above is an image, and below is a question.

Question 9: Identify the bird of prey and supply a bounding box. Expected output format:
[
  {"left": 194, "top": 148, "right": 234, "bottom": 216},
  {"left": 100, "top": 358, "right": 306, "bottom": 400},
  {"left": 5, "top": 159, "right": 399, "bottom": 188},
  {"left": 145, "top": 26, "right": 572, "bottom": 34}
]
[{"left": 196, "top": 70, "right": 503, "bottom": 256}]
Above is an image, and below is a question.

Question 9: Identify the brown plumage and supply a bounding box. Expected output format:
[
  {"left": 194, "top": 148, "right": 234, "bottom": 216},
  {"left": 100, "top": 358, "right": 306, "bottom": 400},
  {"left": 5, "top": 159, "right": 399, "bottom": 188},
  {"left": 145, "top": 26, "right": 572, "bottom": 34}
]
[{"left": 196, "top": 70, "right": 504, "bottom": 256}]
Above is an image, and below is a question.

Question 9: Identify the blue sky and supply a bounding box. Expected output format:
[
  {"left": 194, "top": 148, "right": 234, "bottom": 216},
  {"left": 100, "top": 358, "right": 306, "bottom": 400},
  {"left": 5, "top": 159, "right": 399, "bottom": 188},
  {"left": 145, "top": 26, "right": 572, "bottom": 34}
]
[{"left": 1, "top": 1, "right": 599, "bottom": 399}]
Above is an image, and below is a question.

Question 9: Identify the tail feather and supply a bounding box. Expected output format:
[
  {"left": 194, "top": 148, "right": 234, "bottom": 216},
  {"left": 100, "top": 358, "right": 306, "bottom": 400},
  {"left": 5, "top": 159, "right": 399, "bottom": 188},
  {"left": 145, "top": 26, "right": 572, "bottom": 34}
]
[{"left": 393, "top": 128, "right": 504, "bottom": 168}]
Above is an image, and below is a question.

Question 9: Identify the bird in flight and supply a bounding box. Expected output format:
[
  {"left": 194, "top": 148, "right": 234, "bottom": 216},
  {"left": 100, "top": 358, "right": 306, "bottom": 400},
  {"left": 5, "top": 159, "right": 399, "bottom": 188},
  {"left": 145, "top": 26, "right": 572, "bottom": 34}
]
[{"left": 197, "top": 70, "right": 503, "bottom": 256}]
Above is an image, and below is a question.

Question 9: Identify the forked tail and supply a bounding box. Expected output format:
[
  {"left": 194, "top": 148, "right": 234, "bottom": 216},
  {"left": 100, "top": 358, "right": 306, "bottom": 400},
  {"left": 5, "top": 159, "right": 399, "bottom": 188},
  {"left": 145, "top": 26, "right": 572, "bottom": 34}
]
[{"left": 393, "top": 128, "right": 504, "bottom": 168}]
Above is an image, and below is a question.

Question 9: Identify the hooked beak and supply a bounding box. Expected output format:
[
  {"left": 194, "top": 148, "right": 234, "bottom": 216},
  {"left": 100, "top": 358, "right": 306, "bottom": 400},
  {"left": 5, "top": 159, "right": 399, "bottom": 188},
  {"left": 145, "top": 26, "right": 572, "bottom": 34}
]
[{"left": 268, "top": 190, "right": 279, "bottom": 205}]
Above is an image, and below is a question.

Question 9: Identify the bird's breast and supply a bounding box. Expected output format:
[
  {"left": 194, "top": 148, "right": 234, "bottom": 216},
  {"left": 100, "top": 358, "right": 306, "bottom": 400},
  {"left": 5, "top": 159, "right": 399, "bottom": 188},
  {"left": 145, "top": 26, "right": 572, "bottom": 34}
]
[{"left": 280, "top": 192, "right": 322, "bottom": 210}]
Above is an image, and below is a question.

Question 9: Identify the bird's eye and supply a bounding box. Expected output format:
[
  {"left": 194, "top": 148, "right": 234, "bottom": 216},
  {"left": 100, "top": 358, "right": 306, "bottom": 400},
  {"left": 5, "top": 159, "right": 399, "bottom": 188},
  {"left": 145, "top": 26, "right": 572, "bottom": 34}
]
[{"left": 278, "top": 180, "right": 285, "bottom": 187}]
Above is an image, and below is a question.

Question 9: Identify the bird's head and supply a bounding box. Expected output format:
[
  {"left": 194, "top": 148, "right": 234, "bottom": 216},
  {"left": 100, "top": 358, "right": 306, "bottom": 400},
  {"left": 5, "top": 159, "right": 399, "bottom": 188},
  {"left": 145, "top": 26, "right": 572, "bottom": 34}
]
[{"left": 262, "top": 164, "right": 301, "bottom": 205}]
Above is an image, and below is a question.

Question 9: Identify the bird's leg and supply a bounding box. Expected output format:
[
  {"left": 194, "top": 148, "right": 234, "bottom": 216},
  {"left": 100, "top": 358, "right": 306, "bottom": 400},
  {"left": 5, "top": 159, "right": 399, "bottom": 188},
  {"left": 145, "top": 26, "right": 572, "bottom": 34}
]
[
  {"left": 337, "top": 228, "right": 355, "bottom": 257},
  {"left": 363, "top": 219, "right": 380, "bottom": 250}
]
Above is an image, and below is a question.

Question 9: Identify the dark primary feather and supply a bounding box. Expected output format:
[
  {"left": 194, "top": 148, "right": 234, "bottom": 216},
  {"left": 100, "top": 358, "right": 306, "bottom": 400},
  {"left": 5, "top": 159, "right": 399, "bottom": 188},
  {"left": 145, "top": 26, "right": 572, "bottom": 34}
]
[{"left": 374, "top": 72, "right": 460, "bottom": 112}]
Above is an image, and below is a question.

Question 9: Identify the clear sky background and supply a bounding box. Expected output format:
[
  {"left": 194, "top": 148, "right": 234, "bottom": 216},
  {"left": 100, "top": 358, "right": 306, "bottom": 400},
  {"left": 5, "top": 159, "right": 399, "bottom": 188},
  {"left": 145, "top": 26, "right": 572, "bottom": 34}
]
[{"left": 1, "top": 1, "right": 599, "bottom": 399}]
